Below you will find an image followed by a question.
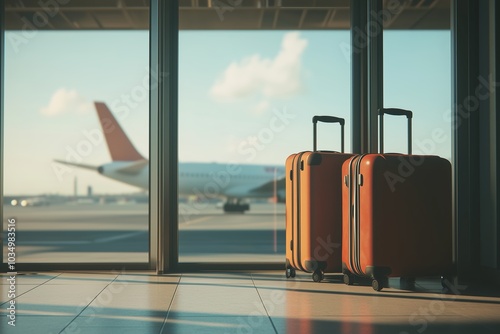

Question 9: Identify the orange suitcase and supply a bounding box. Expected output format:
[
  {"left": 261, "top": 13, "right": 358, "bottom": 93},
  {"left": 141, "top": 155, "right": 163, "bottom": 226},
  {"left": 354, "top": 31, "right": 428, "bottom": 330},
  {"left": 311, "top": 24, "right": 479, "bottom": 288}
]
[
  {"left": 342, "top": 108, "right": 454, "bottom": 291},
  {"left": 285, "top": 116, "right": 353, "bottom": 282}
]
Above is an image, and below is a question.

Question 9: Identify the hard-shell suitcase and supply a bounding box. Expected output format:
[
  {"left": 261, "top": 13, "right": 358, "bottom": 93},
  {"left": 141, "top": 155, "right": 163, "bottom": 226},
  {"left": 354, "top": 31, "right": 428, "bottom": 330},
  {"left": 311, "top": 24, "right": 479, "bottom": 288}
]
[
  {"left": 285, "top": 116, "right": 353, "bottom": 282},
  {"left": 342, "top": 108, "right": 454, "bottom": 291}
]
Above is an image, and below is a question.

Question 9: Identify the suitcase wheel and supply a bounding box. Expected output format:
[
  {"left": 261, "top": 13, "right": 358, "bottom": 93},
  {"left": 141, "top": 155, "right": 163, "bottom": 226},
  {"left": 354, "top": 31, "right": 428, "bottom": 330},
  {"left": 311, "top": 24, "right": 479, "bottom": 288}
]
[
  {"left": 343, "top": 273, "right": 355, "bottom": 286},
  {"left": 371, "top": 277, "right": 387, "bottom": 292},
  {"left": 285, "top": 268, "right": 296, "bottom": 279},
  {"left": 312, "top": 270, "right": 324, "bottom": 283}
]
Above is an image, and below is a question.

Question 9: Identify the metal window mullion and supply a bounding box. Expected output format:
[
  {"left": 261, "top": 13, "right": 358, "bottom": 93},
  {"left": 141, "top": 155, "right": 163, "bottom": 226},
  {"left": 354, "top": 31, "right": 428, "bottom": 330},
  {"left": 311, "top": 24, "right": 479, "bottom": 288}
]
[
  {"left": 451, "top": 0, "right": 481, "bottom": 283},
  {"left": 154, "top": 0, "right": 179, "bottom": 274},
  {"left": 351, "top": 0, "right": 368, "bottom": 154},
  {"left": 0, "top": 1, "right": 4, "bottom": 271},
  {"left": 451, "top": 0, "right": 471, "bottom": 283},
  {"left": 367, "top": 0, "right": 383, "bottom": 154},
  {"left": 149, "top": 0, "right": 159, "bottom": 271},
  {"left": 495, "top": 0, "right": 500, "bottom": 270}
]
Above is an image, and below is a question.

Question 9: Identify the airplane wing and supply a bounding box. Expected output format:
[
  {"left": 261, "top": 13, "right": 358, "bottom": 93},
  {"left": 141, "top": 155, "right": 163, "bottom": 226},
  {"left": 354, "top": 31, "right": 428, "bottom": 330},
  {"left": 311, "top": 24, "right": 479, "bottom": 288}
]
[
  {"left": 248, "top": 177, "right": 285, "bottom": 194},
  {"left": 54, "top": 159, "right": 148, "bottom": 175},
  {"left": 251, "top": 177, "right": 286, "bottom": 202},
  {"left": 53, "top": 159, "right": 98, "bottom": 171}
]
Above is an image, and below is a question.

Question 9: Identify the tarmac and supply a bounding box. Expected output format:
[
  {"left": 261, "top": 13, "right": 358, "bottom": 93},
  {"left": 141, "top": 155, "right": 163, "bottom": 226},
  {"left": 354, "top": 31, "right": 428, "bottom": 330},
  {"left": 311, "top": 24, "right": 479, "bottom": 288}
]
[{"left": 2, "top": 202, "right": 285, "bottom": 263}]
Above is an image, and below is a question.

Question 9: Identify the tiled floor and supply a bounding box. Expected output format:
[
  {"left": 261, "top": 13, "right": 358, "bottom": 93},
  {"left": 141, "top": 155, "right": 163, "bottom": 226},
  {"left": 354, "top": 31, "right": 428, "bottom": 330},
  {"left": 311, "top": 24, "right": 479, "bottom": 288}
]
[{"left": 1, "top": 271, "right": 500, "bottom": 333}]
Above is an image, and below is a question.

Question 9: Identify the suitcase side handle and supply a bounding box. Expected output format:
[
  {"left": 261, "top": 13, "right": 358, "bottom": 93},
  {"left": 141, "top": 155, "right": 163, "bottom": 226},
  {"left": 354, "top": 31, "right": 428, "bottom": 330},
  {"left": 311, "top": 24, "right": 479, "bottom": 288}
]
[
  {"left": 312, "top": 115, "right": 345, "bottom": 153},
  {"left": 378, "top": 108, "right": 413, "bottom": 154}
]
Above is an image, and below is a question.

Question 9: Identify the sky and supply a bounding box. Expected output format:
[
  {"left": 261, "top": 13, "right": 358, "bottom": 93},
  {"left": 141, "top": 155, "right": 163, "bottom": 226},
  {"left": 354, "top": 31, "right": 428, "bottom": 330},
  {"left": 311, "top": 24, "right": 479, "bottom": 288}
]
[{"left": 2, "top": 29, "right": 451, "bottom": 196}]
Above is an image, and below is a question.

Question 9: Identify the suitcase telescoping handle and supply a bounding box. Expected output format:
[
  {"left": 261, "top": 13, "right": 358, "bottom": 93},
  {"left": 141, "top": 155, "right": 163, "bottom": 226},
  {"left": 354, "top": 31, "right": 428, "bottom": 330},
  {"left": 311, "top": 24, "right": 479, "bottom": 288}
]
[
  {"left": 312, "top": 115, "right": 345, "bottom": 153},
  {"left": 379, "top": 108, "right": 413, "bottom": 154}
]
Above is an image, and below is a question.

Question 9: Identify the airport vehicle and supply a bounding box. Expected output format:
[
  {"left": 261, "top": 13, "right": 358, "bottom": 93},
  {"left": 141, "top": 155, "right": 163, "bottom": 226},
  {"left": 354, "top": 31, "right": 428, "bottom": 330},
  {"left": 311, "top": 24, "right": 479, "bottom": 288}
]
[
  {"left": 342, "top": 108, "right": 453, "bottom": 291},
  {"left": 285, "top": 116, "right": 352, "bottom": 282},
  {"left": 55, "top": 102, "right": 285, "bottom": 213}
]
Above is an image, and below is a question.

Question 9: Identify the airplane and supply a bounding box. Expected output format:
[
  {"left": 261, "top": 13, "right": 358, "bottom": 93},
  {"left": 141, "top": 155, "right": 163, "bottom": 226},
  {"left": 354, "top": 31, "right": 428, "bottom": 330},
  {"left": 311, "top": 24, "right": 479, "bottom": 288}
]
[{"left": 55, "top": 102, "right": 286, "bottom": 213}]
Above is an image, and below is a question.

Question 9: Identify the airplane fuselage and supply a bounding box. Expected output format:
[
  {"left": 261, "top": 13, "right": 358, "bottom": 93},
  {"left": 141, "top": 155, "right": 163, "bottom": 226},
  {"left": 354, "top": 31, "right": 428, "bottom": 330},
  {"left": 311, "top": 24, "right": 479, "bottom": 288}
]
[
  {"left": 98, "top": 161, "right": 285, "bottom": 201},
  {"left": 179, "top": 162, "right": 285, "bottom": 200}
]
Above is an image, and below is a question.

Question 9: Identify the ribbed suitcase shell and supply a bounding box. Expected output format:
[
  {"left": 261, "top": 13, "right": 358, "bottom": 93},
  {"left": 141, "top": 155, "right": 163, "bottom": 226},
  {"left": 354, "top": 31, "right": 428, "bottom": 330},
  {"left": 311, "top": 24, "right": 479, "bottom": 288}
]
[
  {"left": 341, "top": 108, "right": 454, "bottom": 291},
  {"left": 285, "top": 116, "right": 353, "bottom": 282}
]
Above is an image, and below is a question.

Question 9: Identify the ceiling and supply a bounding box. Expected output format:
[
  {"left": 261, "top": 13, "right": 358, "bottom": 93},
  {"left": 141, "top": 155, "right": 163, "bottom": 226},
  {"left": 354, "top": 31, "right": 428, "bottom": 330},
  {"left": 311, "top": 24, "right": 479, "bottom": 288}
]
[{"left": 4, "top": 0, "right": 450, "bottom": 30}]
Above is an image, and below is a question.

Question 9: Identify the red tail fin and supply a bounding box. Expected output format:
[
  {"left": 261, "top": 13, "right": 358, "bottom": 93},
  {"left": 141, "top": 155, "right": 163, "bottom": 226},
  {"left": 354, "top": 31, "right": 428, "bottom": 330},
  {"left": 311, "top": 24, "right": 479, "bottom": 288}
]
[{"left": 94, "top": 102, "right": 145, "bottom": 161}]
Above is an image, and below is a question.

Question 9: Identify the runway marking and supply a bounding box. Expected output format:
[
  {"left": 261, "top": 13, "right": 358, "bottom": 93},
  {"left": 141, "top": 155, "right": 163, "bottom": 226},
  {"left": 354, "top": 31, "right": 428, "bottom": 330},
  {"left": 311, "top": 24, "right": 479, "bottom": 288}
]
[
  {"left": 25, "top": 231, "right": 145, "bottom": 245},
  {"left": 94, "top": 231, "right": 145, "bottom": 243},
  {"left": 29, "top": 240, "right": 90, "bottom": 245},
  {"left": 181, "top": 216, "right": 212, "bottom": 226}
]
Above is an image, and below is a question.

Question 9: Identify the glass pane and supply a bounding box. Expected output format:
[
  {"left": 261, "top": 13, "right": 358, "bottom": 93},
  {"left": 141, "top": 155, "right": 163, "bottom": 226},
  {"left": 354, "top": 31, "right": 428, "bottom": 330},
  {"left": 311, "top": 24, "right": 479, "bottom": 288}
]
[
  {"left": 178, "top": 26, "right": 351, "bottom": 261},
  {"left": 383, "top": 30, "right": 451, "bottom": 160},
  {"left": 3, "top": 28, "right": 150, "bottom": 263}
]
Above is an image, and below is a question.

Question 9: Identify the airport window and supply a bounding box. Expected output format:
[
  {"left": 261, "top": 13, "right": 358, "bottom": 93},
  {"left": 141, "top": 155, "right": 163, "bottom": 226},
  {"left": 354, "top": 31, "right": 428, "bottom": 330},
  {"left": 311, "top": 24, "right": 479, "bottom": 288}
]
[
  {"left": 2, "top": 4, "right": 150, "bottom": 265},
  {"left": 178, "top": 2, "right": 351, "bottom": 263},
  {"left": 379, "top": 0, "right": 451, "bottom": 160},
  {"left": 383, "top": 29, "right": 451, "bottom": 161},
  {"left": 1, "top": 2, "right": 455, "bottom": 270}
]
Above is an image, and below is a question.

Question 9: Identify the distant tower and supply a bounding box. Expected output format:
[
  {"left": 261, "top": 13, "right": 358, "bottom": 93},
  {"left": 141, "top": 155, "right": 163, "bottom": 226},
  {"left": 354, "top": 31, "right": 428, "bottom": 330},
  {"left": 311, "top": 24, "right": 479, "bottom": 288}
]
[{"left": 74, "top": 176, "right": 78, "bottom": 198}]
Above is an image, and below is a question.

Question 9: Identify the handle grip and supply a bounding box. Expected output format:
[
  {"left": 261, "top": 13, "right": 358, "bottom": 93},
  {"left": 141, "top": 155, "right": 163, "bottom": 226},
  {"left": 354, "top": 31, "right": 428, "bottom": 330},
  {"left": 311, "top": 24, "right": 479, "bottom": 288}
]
[
  {"left": 378, "top": 108, "right": 412, "bottom": 154},
  {"left": 312, "top": 115, "right": 345, "bottom": 153},
  {"left": 379, "top": 108, "right": 413, "bottom": 118},
  {"left": 313, "top": 115, "right": 345, "bottom": 126}
]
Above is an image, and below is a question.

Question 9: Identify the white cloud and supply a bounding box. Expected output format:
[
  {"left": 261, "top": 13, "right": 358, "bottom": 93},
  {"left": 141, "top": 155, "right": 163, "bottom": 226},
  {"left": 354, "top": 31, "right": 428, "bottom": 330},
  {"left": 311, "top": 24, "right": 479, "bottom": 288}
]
[
  {"left": 210, "top": 32, "right": 308, "bottom": 101},
  {"left": 251, "top": 100, "right": 271, "bottom": 115},
  {"left": 40, "top": 88, "right": 93, "bottom": 116}
]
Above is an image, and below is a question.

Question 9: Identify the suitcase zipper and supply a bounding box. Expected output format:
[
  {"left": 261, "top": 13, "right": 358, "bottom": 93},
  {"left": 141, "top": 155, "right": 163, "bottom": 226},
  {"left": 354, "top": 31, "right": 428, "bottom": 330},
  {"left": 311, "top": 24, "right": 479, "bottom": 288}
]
[
  {"left": 293, "top": 153, "right": 307, "bottom": 272},
  {"left": 346, "top": 157, "right": 356, "bottom": 275},
  {"left": 290, "top": 154, "right": 298, "bottom": 269},
  {"left": 353, "top": 155, "right": 366, "bottom": 276}
]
